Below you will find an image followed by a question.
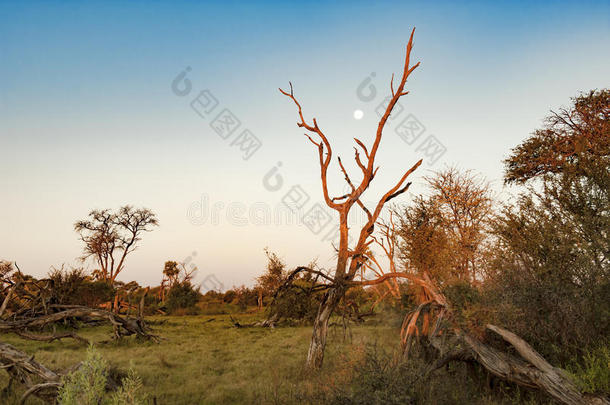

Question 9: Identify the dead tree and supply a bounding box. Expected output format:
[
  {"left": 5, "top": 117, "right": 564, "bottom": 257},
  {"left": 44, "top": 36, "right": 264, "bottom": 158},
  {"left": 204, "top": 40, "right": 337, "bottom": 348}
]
[
  {"left": 456, "top": 325, "right": 610, "bottom": 405},
  {"left": 352, "top": 266, "right": 609, "bottom": 405},
  {"left": 280, "top": 28, "right": 422, "bottom": 369}
]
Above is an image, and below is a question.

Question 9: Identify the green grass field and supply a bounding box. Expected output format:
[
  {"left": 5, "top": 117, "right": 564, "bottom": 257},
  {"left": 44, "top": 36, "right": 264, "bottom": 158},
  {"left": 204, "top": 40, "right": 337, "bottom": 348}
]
[{"left": 0, "top": 313, "right": 402, "bottom": 405}]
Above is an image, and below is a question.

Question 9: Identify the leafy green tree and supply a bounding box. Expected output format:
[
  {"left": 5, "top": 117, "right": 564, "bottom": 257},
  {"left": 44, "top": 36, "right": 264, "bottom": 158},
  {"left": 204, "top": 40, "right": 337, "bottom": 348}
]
[
  {"left": 504, "top": 89, "right": 609, "bottom": 183},
  {"left": 489, "top": 89, "right": 609, "bottom": 363}
]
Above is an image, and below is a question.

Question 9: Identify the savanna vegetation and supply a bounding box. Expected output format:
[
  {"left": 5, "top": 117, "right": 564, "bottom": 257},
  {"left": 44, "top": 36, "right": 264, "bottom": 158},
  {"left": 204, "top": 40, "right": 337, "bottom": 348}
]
[{"left": 0, "top": 31, "right": 608, "bottom": 405}]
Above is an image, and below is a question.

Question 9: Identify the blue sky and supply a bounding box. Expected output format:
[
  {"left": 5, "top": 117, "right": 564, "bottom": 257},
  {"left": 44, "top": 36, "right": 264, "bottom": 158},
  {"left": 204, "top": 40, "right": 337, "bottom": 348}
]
[{"left": 1, "top": 0, "right": 609, "bottom": 288}]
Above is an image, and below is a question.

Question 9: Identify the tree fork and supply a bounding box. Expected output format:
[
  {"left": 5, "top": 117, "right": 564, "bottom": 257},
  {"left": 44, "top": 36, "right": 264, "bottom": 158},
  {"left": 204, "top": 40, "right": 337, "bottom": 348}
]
[{"left": 281, "top": 27, "right": 422, "bottom": 369}]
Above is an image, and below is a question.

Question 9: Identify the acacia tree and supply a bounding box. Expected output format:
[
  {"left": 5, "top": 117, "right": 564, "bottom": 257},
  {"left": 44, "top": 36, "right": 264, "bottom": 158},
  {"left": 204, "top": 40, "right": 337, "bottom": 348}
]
[
  {"left": 280, "top": 28, "right": 422, "bottom": 369},
  {"left": 504, "top": 89, "right": 609, "bottom": 183},
  {"left": 255, "top": 249, "right": 287, "bottom": 300},
  {"left": 74, "top": 206, "right": 158, "bottom": 284},
  {"left": 398, "top": 167, "right": 493, "bottom": 285}
]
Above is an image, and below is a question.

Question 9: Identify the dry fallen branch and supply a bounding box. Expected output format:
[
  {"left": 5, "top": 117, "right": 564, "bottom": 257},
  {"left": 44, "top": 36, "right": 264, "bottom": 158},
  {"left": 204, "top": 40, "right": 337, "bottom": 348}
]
[
  {"left": 13, "top": 330, "right": 89, "bottom": 345},
  {"left": 0, "top": 305, "right": 158, "bottom": 342},
  {"left": 0, "top": 341, "right": 61, "bottom": 403},
  {"left": 453, "top": 325, "right": 609, "bottom": 405},
  {"left": 1, "top": 266, "right": 159, "bottom": 343}
]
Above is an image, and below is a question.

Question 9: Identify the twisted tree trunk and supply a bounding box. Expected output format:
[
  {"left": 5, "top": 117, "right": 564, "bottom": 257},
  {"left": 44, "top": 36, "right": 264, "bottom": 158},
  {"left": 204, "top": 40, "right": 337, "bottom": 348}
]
[{"left": 306, "top": 286, "right": 345, "bottom": 369}]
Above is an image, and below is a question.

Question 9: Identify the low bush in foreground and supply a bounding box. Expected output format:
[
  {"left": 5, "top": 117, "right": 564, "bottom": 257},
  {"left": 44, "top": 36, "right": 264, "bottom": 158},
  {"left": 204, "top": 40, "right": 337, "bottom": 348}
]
[{"left": 58, "top": 345, "right": 146, "bottom": 405}]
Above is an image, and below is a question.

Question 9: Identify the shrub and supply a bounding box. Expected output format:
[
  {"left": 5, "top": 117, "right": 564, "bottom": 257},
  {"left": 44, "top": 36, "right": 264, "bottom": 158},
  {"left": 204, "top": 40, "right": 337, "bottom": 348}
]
[
  {"left": 58, "top": 346, "right": 147, "bottom": 405},
  {"left": 58, "top": 345, "right": 107, "bottom": 405},
  {"left": 321, "top": 344, "right": 548, "bottom": 405},
  {"left": 267, "top": 279, "right": 321, "bottom": 323},
  {"left": 443, "top": 280, "right": 480, "bottom": 311},
  {"left": 233, "top": 285, "right": 258, "bottom": 310},
  {"left": 326, "top": 345, "right": 415, "bottom": 405},
  {"left": 256, "top": 249, "right": 287, "bottom": 302},
  {"left": 489, "top": 89, "right": 610, "bottom": 364},
  {"left": 166, "top": 281, "right": 200, "bottom": 314},
  {"left": 48, "top": 267, "right": 114, "bottom": 307},
  {"left": 568, "top": 345, "right": 610, "bottom": 394},
  {"left": 442, "top": 280, "right": 485, "bottom": 329},
  {"left": 110, "top": 367, "right": 147, "bottom": 405},
  {"left": 222, "top": 289, "right": 237, "bottom": 304}
]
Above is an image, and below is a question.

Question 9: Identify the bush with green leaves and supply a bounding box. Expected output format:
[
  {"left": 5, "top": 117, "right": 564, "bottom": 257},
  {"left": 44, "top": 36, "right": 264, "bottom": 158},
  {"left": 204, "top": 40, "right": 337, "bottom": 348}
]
[
  {"left": 568, "top": 345, "right": 610, "bottom": 394},
  {"left": 326, "top": 346, "right": 415, "bottom": 405},
  {"left": 267, "top": 279, "right": 322, "bottom": 323},
  {"left": 58, "top": 345, "right": 147, "bottom": 405},
  {"left": 110, "top": 368, "right": 148, "bottom": 405},
  {"left": 166, "top": 281, "right": 201, "bottom": 314},
  {"left": 58, "top": 345, "right": 108, "bottom": 405}
]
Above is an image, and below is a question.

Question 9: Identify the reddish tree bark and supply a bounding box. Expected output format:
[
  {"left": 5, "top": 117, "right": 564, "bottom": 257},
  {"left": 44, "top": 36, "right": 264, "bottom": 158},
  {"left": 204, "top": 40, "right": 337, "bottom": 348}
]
[{"left": 281, "top": 28, "right": 421, "bottom": 369}]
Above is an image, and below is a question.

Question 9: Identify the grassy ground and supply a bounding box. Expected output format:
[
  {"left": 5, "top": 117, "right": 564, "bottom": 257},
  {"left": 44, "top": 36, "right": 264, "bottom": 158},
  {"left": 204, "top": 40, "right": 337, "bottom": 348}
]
[
  {"left": 0, "top": 312, "right": 553, "bottom": 404},
  {"left": 0, "top": 313, "right": 400, "bottom": 405}
]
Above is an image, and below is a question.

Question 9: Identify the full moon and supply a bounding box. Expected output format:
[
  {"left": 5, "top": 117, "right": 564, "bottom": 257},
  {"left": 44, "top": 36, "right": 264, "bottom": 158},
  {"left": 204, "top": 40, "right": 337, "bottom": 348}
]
[{"left": 353, "top": 109, "right": 364, "bottom": 120}]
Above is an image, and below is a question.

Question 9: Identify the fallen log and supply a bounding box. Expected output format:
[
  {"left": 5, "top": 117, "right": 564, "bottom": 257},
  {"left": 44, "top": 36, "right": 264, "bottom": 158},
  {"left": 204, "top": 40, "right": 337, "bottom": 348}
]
[
  {"left": 14, "top": 330, "right": 89, "bottom": 345},
  {"left": 0, "top": 305, "right": 158, "bottom": 342},
  {"left": 0, "top": 341, "right": 61, "bottom": 403},
  {"left": 425, "top": 327, "right": 609, "bottom": 405},
  {"left": 461, "top": 325, "right": 609, "bottom": 405}
]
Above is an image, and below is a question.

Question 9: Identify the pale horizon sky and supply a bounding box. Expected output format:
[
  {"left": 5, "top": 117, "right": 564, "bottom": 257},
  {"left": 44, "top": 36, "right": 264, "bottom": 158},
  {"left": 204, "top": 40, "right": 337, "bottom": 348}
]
[{"left": 1, "top": 1, "right": 609, "bottom": 290}]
